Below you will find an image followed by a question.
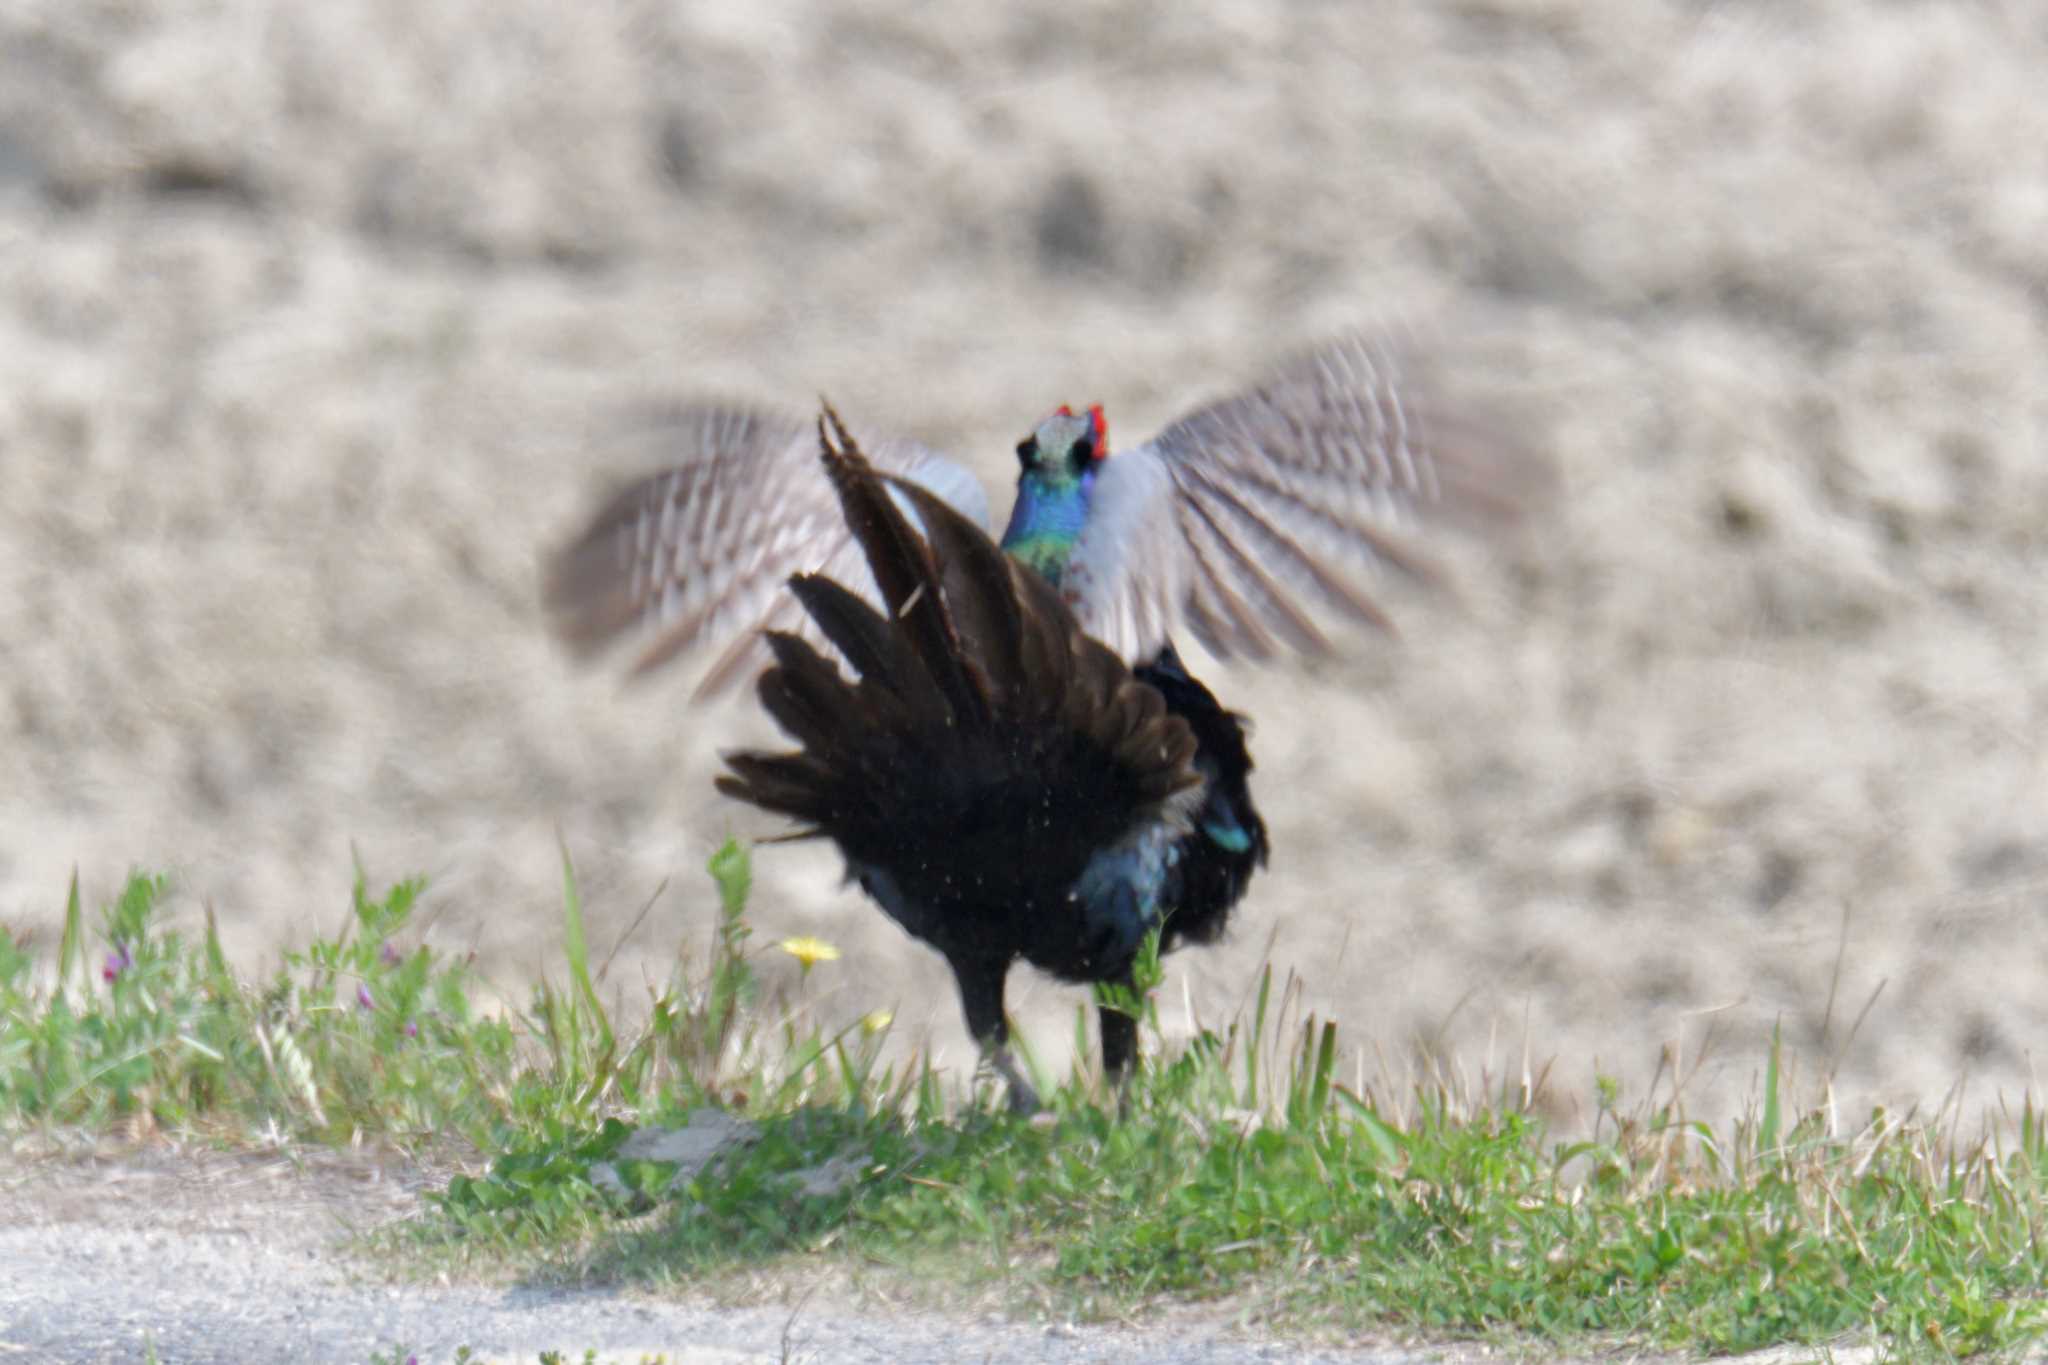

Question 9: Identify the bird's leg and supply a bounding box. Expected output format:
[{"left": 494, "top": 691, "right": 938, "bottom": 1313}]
[
  {"left": 1098, "top": 985, "right": 1140, "bottom": 1113},
  {"left": 988, "top": 1047, "right": 1042, "bottom": 1116},
  {"left": 950, "top": 954, "right": 1040, "bottom": 1114}
]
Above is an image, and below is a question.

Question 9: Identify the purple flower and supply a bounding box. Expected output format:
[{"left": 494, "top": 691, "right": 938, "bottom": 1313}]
[
  {"left": 356, "top": 982, "right": 375, "bottom": 1010},
  {"left": 380, "top": 941, "right": 402, "bottom": 968},
  {"left": 102, "top": 941, "right": 133, "bottom": 983}
]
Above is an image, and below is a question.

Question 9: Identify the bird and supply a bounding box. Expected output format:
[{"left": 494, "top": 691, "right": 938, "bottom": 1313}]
[
  {"left": 544, "top": 330, "right": 1541, "bottom": 1109},
  {"left": 713, "top": 407, "right": 1209, "bottom": 1111}
]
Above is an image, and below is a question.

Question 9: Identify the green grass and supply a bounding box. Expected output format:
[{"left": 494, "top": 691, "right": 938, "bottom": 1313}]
[{"left": 4, "top": 854, "right": 2046, "bottom": 1358}]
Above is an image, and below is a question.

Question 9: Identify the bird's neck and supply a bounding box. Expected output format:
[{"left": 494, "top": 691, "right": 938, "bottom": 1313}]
[{"left": 999, "top": 471, "right": 1093, "bottom": 587}]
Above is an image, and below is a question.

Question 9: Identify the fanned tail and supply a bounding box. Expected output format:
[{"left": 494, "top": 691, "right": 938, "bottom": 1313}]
[{"left": 715, "top": 404, "right": 1200, "bottom": 854}]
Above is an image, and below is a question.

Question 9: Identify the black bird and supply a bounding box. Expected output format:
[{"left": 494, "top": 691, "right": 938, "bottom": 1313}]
[
  {"left": 715, "top": 409, "right": 1216, "bottom": 1108},
  {"left": 545, "top": 334, "right": 1538, "bottom": 1107}
]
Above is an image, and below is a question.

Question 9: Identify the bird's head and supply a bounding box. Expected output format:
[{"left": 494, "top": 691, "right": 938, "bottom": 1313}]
[
  {"left": 999, "top": 404, "right": 1109, "bottom": 582},
  {"left": 1015, "top": 404, "right": 1108, "bottom": 493}
]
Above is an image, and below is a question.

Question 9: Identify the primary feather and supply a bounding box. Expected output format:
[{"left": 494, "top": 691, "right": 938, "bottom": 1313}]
[
  {"left": 542, "top": 404, "right": 990, "bottom": 698},
  {"left": 1058, "top": 330, "right": 1542, "bottom": 661}
]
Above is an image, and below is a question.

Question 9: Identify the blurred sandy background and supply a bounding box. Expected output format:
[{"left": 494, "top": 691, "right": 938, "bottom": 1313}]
[{"left": 3, "top": 1, "right": 2045, "bottom": 1126}]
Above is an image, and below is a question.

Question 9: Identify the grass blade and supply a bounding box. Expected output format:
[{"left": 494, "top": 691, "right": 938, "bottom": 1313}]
[
  {"left": 56, "top": 870, "right": 82, "bottom": 1000},
  {"left": 1759, "top": 1021, "right": 1783, "bottom": 1168},
  {"left": 557, "top": 838, "right": 614, "bottom": 1059}
]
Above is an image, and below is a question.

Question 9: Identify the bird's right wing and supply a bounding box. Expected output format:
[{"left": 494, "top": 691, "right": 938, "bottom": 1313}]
[{"left": 543, "top": 404, "right": 991, "bottom": 698}]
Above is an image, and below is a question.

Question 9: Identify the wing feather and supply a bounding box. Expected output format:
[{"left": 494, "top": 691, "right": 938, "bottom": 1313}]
[
  {"left": 1052, "top": 443, "right": 1185, "bottom": 661},
  {"left": 542, "top": 403, "right": 991, "bottom": 698},
  {"left": 1063, "top": 329, "right": 1545, "bottom": 662}
]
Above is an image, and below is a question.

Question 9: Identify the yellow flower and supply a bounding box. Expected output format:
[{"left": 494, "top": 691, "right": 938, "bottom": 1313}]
[
  {"left": 861, "top": 1009, "right": 893, "bottom": 1035},
  {"left": 778, "top": 936, "right": 841, "bottom": 969}
]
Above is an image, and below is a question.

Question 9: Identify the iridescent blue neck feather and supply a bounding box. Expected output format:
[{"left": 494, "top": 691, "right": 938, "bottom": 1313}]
[
  {"left": 998, "top": 406, "right": 1107, "bottom": 588},
  {"left": 1000, "top": 469, "right": 1094, "bottom": 586}
]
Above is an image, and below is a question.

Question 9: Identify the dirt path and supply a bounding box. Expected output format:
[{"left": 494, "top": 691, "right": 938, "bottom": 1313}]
[
  {"left": 7, "top": 0, "right": 2047, "bottom": 1167},
  {"left": 0, "top": 1142, "right": 1463, "bottom": 1365}
]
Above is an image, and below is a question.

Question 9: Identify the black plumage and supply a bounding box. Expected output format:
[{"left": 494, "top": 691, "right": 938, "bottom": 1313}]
[
  {"left": 716, "top": 408, "right": 1251, "bottom": 1109},
  {"left": 545, "top": 335, "right": 1544, "bottom": 1109}
]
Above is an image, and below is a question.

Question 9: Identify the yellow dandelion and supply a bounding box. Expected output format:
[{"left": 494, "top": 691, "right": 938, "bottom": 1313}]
[
  {"left": 861, "top": 1009, "right": 893, "bottom": 1035},
  {"left": 778, "top": 936, "right": 841, "bottom": 969}
]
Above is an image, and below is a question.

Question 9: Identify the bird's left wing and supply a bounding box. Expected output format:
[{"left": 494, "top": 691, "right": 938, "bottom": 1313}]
[
  {"left": 1060, "top": 330, "right": 1545, "bottom": 663},
  {"left": 543, "top": 403, "right": 990, "bottom": 698}
]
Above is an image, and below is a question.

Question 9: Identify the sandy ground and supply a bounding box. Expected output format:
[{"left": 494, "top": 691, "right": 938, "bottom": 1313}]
[{"left": 3, "top": 1, "right": 2046, "bottom": 1128}]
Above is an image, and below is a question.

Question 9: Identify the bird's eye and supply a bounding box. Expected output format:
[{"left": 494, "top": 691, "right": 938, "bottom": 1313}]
[
  {"left": 1070, "top": 438, "right": 1095, "bottom": 467},
  {"left": 1016, "top": 437, "right": 1037, "bottom": 467}
]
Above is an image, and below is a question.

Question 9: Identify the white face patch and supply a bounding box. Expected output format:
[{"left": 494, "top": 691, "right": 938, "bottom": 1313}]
[{"left": 1028, "top": 409, "right": 1103, "bottom": 476}]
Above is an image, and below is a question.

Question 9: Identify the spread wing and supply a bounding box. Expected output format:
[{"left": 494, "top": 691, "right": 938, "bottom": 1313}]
[
  {"left": 1059, "top": 330, "right": 1547, "bottom": 663},
  {"left": 543, "top": 404, "right": 992, "bottom": 698}
]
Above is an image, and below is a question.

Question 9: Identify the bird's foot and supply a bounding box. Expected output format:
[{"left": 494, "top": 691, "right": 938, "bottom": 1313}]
[{"left": 988, "top": 1046, "right": 1042, "bottom": 1116}]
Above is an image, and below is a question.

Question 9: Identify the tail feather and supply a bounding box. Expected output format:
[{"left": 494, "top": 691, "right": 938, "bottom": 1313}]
[
  {"left": 754, "top": 631, "right": 865, "bottom": 760},
  {"left": 865, "top": 470, "right": 1099, "bottom": 729},
  {"left": 884, "top": 477, "right": 1029, "bottom": 706},
  {"left": 784, "top": 575, "right": 898, "bottom": 681},
  {"left": 713, "top": 752, "right": 839, "bottom": 824},
  {"left": 783, "top": 574, "right": 932, "bottom": 722},
  {"left": 816, "top": 405, "right": 984, "bottom": 725},
  {"left": 718, "top": 404, "right": 1203, "bottom": 863}
]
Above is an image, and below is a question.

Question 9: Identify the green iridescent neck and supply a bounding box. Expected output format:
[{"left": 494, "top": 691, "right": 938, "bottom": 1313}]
[{"left": 999, "top": 471, "right": 1094, "bottom": 587}]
